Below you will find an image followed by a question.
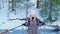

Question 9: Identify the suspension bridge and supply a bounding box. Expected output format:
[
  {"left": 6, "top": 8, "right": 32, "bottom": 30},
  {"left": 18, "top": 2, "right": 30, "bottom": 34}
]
[{"left": 0, "top": 19, "right": 60, "bottom": 34}]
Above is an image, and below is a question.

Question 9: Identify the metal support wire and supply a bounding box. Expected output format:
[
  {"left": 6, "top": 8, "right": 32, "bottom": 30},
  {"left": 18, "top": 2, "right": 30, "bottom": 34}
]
[
  {"left": 22, "top": 26, "right": 24, "bottom": 34},
  {"left": 44, "top": 25, "right": 46, "bottom": 34},
  {"left": 39, "top": 26, "right": 41, "bottom": 34}
]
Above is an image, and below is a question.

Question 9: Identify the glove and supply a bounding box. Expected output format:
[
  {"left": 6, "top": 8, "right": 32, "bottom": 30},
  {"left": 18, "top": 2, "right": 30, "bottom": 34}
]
[
  {"left": 22, "top": 24, "right": 25, "bottom": 26},
  {"left": 42, "top": 23, "right": 45, "bottom": 25}
]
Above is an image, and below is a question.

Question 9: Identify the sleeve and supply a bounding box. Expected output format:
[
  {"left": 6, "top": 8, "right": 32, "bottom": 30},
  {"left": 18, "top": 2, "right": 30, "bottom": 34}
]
[
  {"left": 22, "top": 18, "right": 30, "bottom": 26},
  {"left": 37, "top": 19, "right": 45, "bottom": 26},
  {"left": 22, "top": 22, "right": 29, "bottom": 26}
]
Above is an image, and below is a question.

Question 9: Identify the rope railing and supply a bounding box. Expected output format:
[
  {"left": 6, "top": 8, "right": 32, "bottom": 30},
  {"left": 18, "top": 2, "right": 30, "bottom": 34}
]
[
  {"left": 46, "top": 25, "right": 60, "bottom": 29},
  {"left": 0, "top": 25, "right": 23, "bottom": 34},
  {"left": 8, "top": 25, "right": 22, "bottom": 31}
]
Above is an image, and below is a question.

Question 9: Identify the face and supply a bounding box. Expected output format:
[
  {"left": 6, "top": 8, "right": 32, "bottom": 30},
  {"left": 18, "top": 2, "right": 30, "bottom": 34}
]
[{"left": 30, "top": 13, "right": 36, "bottom": 20}]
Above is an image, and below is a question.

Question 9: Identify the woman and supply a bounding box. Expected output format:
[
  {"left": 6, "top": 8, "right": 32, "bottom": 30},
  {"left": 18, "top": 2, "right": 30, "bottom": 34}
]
[{"left": 22, "top": 12, "right": 45, "bottom": 34}]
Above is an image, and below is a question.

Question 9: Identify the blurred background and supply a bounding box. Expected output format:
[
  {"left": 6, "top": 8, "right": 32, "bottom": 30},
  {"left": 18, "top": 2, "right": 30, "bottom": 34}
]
[{"left": 0, "top": 0, "right": 60, "bottom": 34}]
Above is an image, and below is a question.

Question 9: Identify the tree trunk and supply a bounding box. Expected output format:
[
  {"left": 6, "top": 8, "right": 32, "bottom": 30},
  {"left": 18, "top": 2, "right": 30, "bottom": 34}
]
[
  {"left": 36, "top": 0, "right": 40, "bottom": 8},
  {"left": 47, "top": 0, "right": 53, "bottom": 22},
  {"left": 12, "top": 0, "right": 15, "bottom": 11}
]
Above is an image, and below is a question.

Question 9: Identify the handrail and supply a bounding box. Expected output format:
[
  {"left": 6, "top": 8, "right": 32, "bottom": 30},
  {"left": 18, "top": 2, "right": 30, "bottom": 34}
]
[
  {"left": 8, "top": 25, "right": 22, "bottom": 31},
  {"left": 0, "top": 25, "right": 23, "bottom": 34},
  {"left": 46, "top": 25, "right": 60, "bottom": 29}
]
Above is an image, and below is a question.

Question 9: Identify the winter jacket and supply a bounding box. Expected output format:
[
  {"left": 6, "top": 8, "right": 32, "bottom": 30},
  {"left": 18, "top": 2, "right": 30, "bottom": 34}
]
[{"left": 22, "top": 18, "right": 45, "bottom": 34}]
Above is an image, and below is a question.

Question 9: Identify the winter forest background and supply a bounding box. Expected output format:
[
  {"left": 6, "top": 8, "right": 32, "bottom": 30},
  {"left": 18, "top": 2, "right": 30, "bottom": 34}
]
[{"left": 0, "top": 0, "right": 60, "bottom": 30}]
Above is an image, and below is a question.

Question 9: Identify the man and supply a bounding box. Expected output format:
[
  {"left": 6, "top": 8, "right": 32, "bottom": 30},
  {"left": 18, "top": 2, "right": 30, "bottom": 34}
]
[{"left": 22, "top": 11, "right": 45, "bottom": 34}]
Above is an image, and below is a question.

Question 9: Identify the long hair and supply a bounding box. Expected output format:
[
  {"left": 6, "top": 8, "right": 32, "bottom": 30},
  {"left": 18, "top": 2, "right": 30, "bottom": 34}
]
[{"left": 29, "top": 10, "right": 37, "bottom": 21}]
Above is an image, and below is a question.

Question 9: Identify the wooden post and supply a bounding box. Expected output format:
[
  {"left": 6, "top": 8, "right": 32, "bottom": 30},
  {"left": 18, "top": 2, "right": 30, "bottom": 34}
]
[{"left": 0, "top": 32, "right": 3, "bottom": 34}]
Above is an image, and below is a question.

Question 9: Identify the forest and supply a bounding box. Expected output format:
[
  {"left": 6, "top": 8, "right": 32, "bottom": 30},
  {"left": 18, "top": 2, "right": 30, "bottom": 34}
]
[{"left": 0, "top": 0, "right": 60, "bottom": 32}]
